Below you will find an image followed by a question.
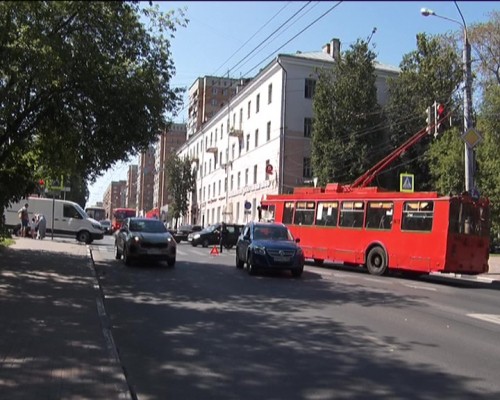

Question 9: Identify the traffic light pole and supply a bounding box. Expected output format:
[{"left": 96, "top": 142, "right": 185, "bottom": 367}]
[{"left": 463, "top": 29, "right": 474, "bottom": 193}]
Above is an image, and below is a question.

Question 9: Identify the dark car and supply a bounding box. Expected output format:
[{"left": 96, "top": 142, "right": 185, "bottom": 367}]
[
  {"left": 235, "top": 222, "right": 305, "bottom": 277},
  {"left": 175, "top": 224, "right": 203, "bottom": 243},
  {"left": 99, "top": 219, "right": 112, "bottom": 235},
  {"left": 115, "top": 217, "right": 176, "bottom": 266},
  {"left": 188, "top": 223, "right": 243, "bottom": 248}
]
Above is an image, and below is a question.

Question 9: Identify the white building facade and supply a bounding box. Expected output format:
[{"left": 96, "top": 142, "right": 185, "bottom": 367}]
[{"left": 177, "top": 39, "right": 399, "bottom": 228}]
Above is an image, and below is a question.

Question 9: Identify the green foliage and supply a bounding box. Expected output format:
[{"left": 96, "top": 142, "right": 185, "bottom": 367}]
[
  {"left": 165, "top": 154, "right": 195, "bottom": 226},
  {"left": 476, "top": 85, "right": 500, "bottom": 239},
  {"left": 385, "top": 33, "right": 462, "bottom": 190},
  {"left": 311, "top": 40, "right": 384, "bottom": 187},
  {"left": 0, "top": 1, "right": 186, "bottom": 210}
]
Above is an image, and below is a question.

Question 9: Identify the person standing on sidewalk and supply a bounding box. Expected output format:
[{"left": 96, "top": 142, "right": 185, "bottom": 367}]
[
  {"left": 219, "top": 222, "right": 228, "bottom": 253},
  {"left": 36, "top": 214, "right": 47, "bottom": 239},
  {"left": 18, "top": 203, "right": 29, "bottom": 237}
]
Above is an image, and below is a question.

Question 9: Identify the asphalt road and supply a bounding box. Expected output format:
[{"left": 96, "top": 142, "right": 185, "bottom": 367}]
[{"left": 91, "top": 236, "right": 500, "bottom": 400}]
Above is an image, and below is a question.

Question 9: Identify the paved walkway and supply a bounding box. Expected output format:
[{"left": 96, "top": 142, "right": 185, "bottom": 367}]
[
  {"left": 0, "top": 237, "right": 498, "bottom": 399},
  {"left": 0, "top": 237, "right": 131, "bottom": 400}
]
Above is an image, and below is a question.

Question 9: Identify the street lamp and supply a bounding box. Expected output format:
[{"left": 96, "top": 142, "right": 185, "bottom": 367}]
[{"left": 421, "top": 6, "right": 475, "bottom": 193}]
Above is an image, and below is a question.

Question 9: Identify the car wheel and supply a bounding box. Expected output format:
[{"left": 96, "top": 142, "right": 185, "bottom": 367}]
[
  {"left": 248, "top": 254, "right": 258, "bottom": 275},
  {"left": 366, "top": 246, "right": 388, "bottom": 276},
  {"left": 123, "top": 247, "right": 132, "bottom": 266},
  {"left": 235, "top": 252, "right": 244, "bottom": 269},
  {"left": 166, "top": 257, "right": 176, "bottom": 267},
  {"left": 115, "top": 245, "right": 121, "bottom": 260},
  {"left": 202, "top": 239, "right": 209, "bottom": 248},
  {"left": 77, "top": 230, "right": 91, "bottom": 244},
  {"left": 291, "top": 267, "right": 304, "bottom": 278}
]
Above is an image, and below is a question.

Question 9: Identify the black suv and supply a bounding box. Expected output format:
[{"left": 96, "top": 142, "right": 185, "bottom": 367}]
[
  {"left": 174, "top": 224, "right": 203, "bottom": 243},
  {"left": 188, "top": 223, "right": 243, "bottom": 249},
  {"left": 235, "top": 222, "right": 305, "bottom": 277}
]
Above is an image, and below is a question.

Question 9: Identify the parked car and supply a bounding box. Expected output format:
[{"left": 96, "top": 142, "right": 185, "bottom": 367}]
[
  {"left": 175, "top": 224, "right": 203, "bottom": 242},
  {"left": 235, "top": 222, "right": 305, "bottom": 277},
  {"left": 188, "top": 223, "right": 243, "bottom": 248},
  {"left": 115, "top": 217, "right": 176, "bottom": 266},
  {"left": 99, "top": 219, "right": 112, "bottom": 235}
]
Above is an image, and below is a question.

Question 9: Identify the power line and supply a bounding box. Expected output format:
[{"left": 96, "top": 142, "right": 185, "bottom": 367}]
[
  {"left": 211, "top": 2, "right": 292, "bottom": 76},
  {"left": 243, "top": 1, "right": 343, "bottom": 77}
]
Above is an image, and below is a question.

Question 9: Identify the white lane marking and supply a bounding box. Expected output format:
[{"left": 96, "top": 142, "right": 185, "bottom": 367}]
[
  {"left": 402, "top": 283, "right": 437, "bottom": 291},
  {"left": 467, "top": 314, "right": 500, "bottom": 326}
]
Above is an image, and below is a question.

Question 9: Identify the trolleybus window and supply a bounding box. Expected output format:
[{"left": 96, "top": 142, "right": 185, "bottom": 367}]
[
  {"left": 339, "top": 201, "right": 364, "bottom": 228},
  {"left": 365, "top": 201, "right": 393, "bottom": 230},
  {"left": 450, "top": 200, "right": 490, "bottom": 236},
  {"left": 293, "top": 201, "right": 315, "bottom": 225},
  {"left": 402, "top": 201, "right": 434, "bottom": 232},
  {"left": 283, "top": 202, "right": 295, "bottom": 224},
  {"left": 315, "top": 201, "right": 338, "bottom": 227}
]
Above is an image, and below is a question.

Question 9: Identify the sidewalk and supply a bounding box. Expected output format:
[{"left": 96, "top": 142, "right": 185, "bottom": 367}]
[{"left": 0, "top": 237, "right": 131, "bottom": 400}]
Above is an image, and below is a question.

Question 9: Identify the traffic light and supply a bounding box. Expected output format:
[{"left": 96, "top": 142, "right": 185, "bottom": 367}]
[
  {"left": 425, "top": 106, "right": 434, "bottom": 134},
  {"left": 434, "top": 102, "right": 447, "bottom": 137}
]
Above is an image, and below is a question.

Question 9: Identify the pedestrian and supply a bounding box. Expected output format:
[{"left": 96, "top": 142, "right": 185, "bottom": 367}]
[
  {"left": 29, "top": 217, "right": 37, "bottom": 239},
  {"left": 219, "top": 222, "right": 228, "bottom": 253},
  {"left": 37, "top": 214, "right": 47, "bottom": 240},
  {"left": 17, "top": 203, "right": 29, "bottom": 237}
]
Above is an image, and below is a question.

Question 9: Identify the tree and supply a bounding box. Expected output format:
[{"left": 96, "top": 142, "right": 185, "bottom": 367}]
[
  {"left": 311, "top": 40, "right": 384, "bottom": 187},
  {"left": 476, "top": 85, "right": 500, "bottom": 239},
  {"left": 0, "top": 1, "right": 187, "bottom": 209},
  {"left": 385, "top": 33, "right": 462, "bottom": 191},
  {"left": 165, "top": 154, "right": 195, "bottom": 228}
]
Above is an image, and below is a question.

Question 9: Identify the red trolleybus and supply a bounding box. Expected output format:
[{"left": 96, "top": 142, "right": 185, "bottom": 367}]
[
  {"left": 112, "top": 207, "right": 136, "bottom": 232},
  {"left": 261, "top": 184, "right": 490, "bottom": 275}
]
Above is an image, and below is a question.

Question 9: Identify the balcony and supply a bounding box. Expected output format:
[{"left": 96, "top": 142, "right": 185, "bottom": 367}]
[
  {"left": 206, "top": 146, "right": 218, "bottom": 154},
  {"left": 229, "top": 127, "right": 243, "bottom": 138}
]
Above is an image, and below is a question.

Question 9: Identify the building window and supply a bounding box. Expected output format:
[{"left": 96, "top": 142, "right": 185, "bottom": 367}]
[
  {"left": 267, "top": 121, "right": 271, "bottom": 141},
  {"left": 239, "top": 108, "right": 243, "bottom": 129},
  {"left": 224, "top": 177, "right": 227, "bottom": 192},
  {"left": 213, "top": 182, "right": 216, "bottom": 197},
  {"left": 246, "top": 134, "right": 250, "bottom": 151},
  {"left": 253, "top": 165, "right": 258, "bottom": 184},
  {"left": 237, "top": 171, "right": 241, "bottom": 189},
  {"left": 221, "top": 123, "right": 224, "bottom": 139},
  {"left": 209, "top": 159, "right": 212, "bottom": 173},
  {"left": 218, "top": 180, "right": 221, "bottom": 195},
  {"left": 265, "top": 159, "right": 270, "bottom": 181},
  {"left": 247, "top": 101, "right": 251, "bottom": 119},
  {"left": 304, "top": 118, "right": 313, "bottom": 138},
  {"left": 211, "top": 99, "right": 217, "bottom": 106},
  {"left": 256, "top": 94, "right": 260, "bottom": 113},
  {"left": 232, "top": 113, "right": 236, "bottom": 129},
  {"left": 230, "top": 174, "right": 234, "bottom": 190},
  {"left": 232, "top": 143, "right": 235, "bottom": 159},
  {"left": 268, "top": 83, "right": 272, "bottom": 104},
  {"left": 212, "top": 87, "right": 217, "bottom": 95},
  {"left": 305, "top": 78, "right": 316, "bottom": 99},
  {"left": 255, "top": 129, "right": 259, "bottom": 147},
  {"left": 245, "top": 168, "right": 249, "bottom": 185},
  {"left": 303, "top": 157, "right": 312, "bottom": 178},
  {"left": 208, "top": 185, "right": 210, "bottom": 199}
]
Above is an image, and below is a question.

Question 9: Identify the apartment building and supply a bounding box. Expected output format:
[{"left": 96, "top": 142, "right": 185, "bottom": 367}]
[
  {"left": 102, "top": 180, "right": 127, "bottom": 221},
  {"left": 126, "top": 164, "right": 138, "bottom": 210},
  {"left": 136, "top": 145, "right": 156, "bottom": 216},
  {"left": 153, "top": 123, "right": 187, "bottom": 219},
  {"left": 187, "top": 76, "right": 251, "bottom": 139},
  {"left": 176, "top": 38, "right": 399, "bottom": 228}
]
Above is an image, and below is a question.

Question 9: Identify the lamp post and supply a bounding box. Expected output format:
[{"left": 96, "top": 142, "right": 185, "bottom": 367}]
[{"left": 421, "top": 6, "right": 475, "bottom": 193}]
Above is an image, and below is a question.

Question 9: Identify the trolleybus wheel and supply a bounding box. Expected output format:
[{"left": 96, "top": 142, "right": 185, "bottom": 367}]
[{"left": 366, "top": 246, "right": 388, "bottom": 276}]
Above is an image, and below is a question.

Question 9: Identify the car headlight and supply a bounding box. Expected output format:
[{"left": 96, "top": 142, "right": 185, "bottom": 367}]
[
  {"left": 193, "top": 233, "right": 201, "bottom": 239},
  {"left": 133, "top": 236, "right": 140, "bottom": 242},
  {"left": 92, "top": 223, "right": 101, "bottom": 230},
  {"left": 253, "top": 245, "right": 266, "bottom": 255},
  {"left": 167, "top": 236, "right": 173, "bottom": 242}
]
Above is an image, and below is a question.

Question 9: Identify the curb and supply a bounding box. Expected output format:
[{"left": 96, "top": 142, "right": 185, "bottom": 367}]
[{"left": 86, "top": 245, "right": 136, "bottom": 400}]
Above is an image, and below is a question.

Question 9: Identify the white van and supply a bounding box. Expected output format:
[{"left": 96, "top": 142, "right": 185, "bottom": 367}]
[{"left": 4, "top": 197, "right": 104, "bottom": 244}]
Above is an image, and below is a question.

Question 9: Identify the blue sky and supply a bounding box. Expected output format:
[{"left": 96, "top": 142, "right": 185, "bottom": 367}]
[{"left": 87, "top": 1, "right": 499, "bottom": 207}]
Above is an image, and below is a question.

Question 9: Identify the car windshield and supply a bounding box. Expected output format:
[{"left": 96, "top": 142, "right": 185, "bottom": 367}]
[
  {"left": 129, "top": 220, "right": 168, "bottom": 233},
  {"left": 254, "top": 226, "right": 291, "bottom": 241}
]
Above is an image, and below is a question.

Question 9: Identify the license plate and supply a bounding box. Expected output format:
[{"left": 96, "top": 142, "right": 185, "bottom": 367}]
[
  {"left": 273, "top": 256, "right": 290, "bottom": 262},
  {"left": 147, "top": 248, "right": 162, "bottom": 255}
]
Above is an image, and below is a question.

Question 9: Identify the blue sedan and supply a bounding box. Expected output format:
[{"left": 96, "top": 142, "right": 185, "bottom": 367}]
[{"left": 235, "top": 222, "right": 304, "bottom": 277}]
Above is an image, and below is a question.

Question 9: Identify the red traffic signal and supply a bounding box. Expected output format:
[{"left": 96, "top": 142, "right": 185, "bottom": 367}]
[{"left": 436, "top": 103, "right": 445, "bottom": 117}]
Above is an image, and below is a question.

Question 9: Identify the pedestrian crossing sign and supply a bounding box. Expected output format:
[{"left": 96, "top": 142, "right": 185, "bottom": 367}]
[{"left": 400, "top": 173, "right": 414, "bottom": 193}]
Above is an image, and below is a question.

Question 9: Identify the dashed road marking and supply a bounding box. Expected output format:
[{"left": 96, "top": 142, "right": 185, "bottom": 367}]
[{"left": 467, "top": 313, "right": 500, "bottom": 326}]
